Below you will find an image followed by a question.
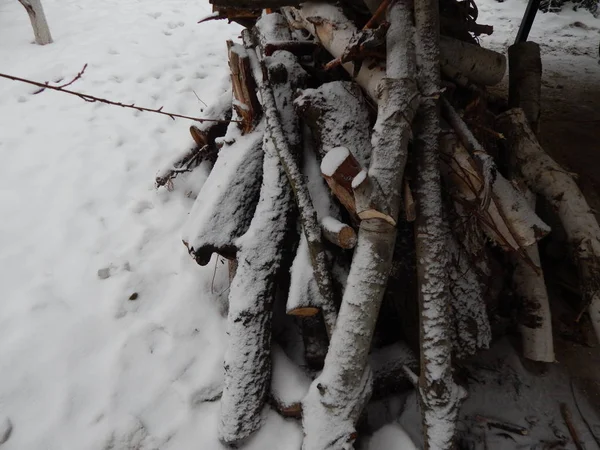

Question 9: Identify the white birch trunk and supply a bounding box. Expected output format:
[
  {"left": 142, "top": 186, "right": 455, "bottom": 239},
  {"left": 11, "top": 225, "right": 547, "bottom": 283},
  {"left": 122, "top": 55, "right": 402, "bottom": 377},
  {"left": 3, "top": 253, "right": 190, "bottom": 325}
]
[
  {"left": 300, "top": 3, "right": 420, "bottom": 448},
  {"left": 413, "top": 0, "right": 466, "bottom": 446},
  {"left": 497, "top": 108, "right": 600, "bottom": 346},
  {"left": 19, "top": 0, "right": 53, "bottom": 45}
]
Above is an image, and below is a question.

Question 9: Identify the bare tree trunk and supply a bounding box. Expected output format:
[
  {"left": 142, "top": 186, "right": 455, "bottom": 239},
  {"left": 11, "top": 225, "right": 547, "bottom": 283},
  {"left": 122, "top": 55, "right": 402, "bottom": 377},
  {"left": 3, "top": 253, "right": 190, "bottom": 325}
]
[
  {"left": 497, "top": 108, "right": 600, "bottom": 346},
  {"left": 300, "top": 2, "right": 420, "bottom": 448},
  {"left": 19, "top": 0, "right": 53, "bottom": 45},
  {"left": 413, "top": 0, "right": 466, "bottom": 446}
]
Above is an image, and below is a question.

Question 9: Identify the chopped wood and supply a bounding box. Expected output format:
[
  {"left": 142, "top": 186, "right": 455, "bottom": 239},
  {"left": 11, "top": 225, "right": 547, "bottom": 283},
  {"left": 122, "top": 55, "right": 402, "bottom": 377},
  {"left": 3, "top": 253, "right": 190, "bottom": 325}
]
[
  {"left": 301, "top": 3, "right": 420, "bottom": 448},
  {"left": 270, "top": 345, "right": 310, "bottom": 419},
  {"left": 227, "top": 41, "right": 261, "bottom": 133},
  {"left": 474, "top": 415, "right": 529, "bottom": 436},
  {"left": 321, "top": 216, "right": 357, "bottom": 249},
  {"left": 244, "top": 20, "right": 339, "bottom": 336},
  {"left": 218, "top": 126, "right": 295, "bottom": 445},
  {"left": 498, "top": 109, "right": 600, "bottom": 345},
  {"left": 320, "top": 146, "right": 362, "bottom": 219},
  {"left": 287, "top": 234, "right": 322, "bottom": 317},
  {"left": 181, "top": 124, "right": 264, "bottom": 265}
]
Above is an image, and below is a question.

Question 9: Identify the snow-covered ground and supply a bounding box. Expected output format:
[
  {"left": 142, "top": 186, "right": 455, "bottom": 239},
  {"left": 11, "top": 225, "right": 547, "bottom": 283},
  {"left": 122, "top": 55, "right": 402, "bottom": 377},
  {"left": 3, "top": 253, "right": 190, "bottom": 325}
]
[{"left": 0, "top": 0, "right": 599, "bottom": 449}]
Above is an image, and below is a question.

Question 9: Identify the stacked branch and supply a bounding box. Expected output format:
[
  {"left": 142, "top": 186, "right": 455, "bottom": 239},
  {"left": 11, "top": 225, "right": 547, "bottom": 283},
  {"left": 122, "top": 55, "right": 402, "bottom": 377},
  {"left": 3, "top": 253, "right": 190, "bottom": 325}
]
[{"left": 165, "top": 0, "right": 600, "bottom": 447}]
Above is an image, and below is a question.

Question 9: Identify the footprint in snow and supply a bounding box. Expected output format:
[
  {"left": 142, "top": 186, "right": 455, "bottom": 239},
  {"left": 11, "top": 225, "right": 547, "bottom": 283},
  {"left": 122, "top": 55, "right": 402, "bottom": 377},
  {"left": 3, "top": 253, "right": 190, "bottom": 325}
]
[{"left": 147, "top": 12, "right": 162, "bottom": 19}]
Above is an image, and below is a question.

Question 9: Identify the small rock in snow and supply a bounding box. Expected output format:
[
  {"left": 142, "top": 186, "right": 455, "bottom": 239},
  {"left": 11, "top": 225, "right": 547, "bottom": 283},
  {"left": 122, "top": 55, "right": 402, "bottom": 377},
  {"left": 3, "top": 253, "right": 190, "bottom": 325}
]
[
  {"left": 97, "top": 268, "right": 111, "bottom": 279},
  {"left": 128, "top": 292, "right": 139, "bottom": 301}
]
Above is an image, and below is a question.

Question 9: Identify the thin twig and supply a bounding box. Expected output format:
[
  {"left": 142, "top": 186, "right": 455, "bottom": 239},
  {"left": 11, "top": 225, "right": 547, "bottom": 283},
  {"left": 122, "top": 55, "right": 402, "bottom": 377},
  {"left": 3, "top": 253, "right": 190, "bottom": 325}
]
[
  {"left": 0, "top": 70, "right": 238, "bottom": 124},
  {"left": 560, "top": 403, "right": 585, "bottom": 450}
]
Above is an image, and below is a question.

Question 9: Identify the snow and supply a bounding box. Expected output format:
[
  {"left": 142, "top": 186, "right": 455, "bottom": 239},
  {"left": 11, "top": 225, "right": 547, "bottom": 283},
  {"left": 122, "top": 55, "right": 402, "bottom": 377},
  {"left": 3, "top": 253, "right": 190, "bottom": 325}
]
[
  {"left": 320, "top": 146, "right": 350, "bottom": 176},
  {"left": 352, "top": 169, "right": 368, "bottom": 189},
  {"left": 368, "top": 423, "right": 418, "bottom": 450},
  {"left": 2, "top": 0, "right": 600, "bottom": 448}
]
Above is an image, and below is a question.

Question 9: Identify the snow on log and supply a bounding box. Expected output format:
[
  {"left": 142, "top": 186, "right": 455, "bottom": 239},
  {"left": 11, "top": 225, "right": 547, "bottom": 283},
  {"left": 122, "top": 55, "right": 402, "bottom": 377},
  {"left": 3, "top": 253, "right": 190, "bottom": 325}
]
[
  {"left": 294, "top": 81, "right": 371, "bottom": 166},
  {"left": 321, "top": 216, "right": 357, "bottom": 249},
  {"left": 497, "top": 108, "right": 600, "bottom": 345},
  {"left": 287, "top": 234, "right": 322, "bottom": 317},
  {"left": 218, "top": 126, "right": 295, "bottom": 445},
  {"left": 413, "top": 0, "right": 466, "bottom": 446},
  {"left": 301, "top": 3, "right": 420, "bottom": 448},
  {"left": 285, "top": 3, "right": 505, "bottom": 100},
  {"left": 320, "top": 146, "right": 362, "bottom": 219},
  {"left": 181, "top": 124, "right": 264, "bottom": 265},
  {"left": 270, "top": 345, "right": 311, "bottom": 418},
  {"left": 19, "top": 0, "right": 53, "bottom": 45},
  {"left": 244, "top": 23, "right": 338, "bottom": 336},
  {"left": 446, "top": 230, "right": 491, "bottom": 359}
]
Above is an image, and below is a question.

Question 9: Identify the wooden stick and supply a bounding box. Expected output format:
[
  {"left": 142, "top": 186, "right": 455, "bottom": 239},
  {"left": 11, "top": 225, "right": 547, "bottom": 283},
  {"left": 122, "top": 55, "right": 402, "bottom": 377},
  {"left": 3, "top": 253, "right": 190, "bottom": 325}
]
[{"left": 560, "top": 403, "right": 584, "bottom": 450}]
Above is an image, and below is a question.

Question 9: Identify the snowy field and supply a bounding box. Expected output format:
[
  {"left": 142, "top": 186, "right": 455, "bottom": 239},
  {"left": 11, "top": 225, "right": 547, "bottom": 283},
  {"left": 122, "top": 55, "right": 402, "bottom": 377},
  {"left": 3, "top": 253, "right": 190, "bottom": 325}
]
[{"left": 0, "top": 0, "right": 599, "bottom": 449}]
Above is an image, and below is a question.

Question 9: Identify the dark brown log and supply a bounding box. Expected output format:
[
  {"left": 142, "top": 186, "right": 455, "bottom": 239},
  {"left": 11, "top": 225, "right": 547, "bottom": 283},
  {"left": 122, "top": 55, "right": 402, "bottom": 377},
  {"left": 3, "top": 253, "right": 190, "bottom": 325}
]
[
  {"left": 508, "top": 42, "right": 541, "bottom": 134},
  {"left": 211, "top": 0, "right": 300, "bottom": 10},
  {"left": 227, "top": 41, "right": 261, "bottom": 133}
]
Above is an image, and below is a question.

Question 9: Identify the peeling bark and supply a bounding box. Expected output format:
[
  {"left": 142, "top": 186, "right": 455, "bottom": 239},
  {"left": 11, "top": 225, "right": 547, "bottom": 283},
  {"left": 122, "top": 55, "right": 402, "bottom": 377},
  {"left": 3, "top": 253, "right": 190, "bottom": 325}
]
[{"left": 497, "top": 108, "right": 600, "bottom": 346}]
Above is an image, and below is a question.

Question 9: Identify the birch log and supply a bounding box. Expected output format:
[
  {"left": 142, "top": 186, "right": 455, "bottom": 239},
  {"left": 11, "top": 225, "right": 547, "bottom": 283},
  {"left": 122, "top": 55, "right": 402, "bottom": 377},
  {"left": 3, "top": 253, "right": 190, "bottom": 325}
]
[
  {"left": 507, "top": 42, "right": 554, "bottom": 363},
  {"left": 19, "top": 0, "right": 52, "bottom": 45},
  {"left": 244, "top": 22, "right": 338, "bottom": 336},
  {"left": 218, "top": 124, "right": 295, "bottom": 444},
  {"left": 285, "top": 3, "right": 505, "bottom": 95},
  {"left": 301, "top": 3, "right": 421, "bottom": 448},
  {"left": 413, "top": 0, "right": 466, "bottom": 446},
  {"left": 497, "top": 108, "right": 600, "bottom": 345}
]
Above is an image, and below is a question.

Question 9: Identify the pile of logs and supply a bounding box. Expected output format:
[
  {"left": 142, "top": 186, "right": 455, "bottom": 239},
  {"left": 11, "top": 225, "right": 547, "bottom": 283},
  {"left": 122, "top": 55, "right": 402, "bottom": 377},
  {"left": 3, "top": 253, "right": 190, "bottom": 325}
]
[{"left": 157, "top": 0, "right": 600, "bottom": 448}]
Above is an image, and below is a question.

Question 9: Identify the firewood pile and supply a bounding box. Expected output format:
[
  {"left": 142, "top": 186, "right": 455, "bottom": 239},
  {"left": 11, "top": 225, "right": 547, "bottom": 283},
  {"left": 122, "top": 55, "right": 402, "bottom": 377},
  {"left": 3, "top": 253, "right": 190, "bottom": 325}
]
[{"left": 156, "top": 0, "right": 600, "bottom": 448}]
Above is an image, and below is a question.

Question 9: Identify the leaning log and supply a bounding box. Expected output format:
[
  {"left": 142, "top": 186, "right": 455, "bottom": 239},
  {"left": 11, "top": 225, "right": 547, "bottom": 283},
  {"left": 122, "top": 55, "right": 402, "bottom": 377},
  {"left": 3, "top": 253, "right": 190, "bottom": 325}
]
[
  {"left": 181, "top": 124, "right": 264, "bottom": 265},
  {"left": 218, "top": 123, "right": 295, "bottom": 444},
  {"left": 507, "top": 42, "right": 554, "bottom": 363},
  {"left": 285, "top": 3, "right": 506, "bottom": 95},
  {"left": 244, "top": 17, "right": 338, "bottom": 336},
  {"left": 497, "top": 108, "right": 600, "bottom": 345},
  {"left": 301, "top": 3, "right": 420, "bottom": 448},
  {"left": 413, "top": 0, "right": 466, "bottom": 446}
]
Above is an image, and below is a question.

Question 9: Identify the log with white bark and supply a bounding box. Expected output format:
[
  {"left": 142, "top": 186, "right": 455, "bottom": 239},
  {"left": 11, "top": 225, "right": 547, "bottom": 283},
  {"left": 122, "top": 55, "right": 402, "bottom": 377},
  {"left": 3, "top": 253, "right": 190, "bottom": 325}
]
[
  {"left": 301, "top": 3, "right": 420, "bottom": 448},
  {"left": 19, "top": 0, "right": 53, "bottom": 45},
  {"left": 413, "top": 0, "right": 466, "bottom": 446},
  {"left": 441, "top": 100, "right": 550, "bottom": 254},
  {"left": 218, "top": 120, "right": 295, "bottom": 444},
  {"left": 294, "top": 81, "right": 372, "bottom": 166},
  {"left": 497, "top": 108, "right": 600, "bottom": 345},
  {"left": 181, "top": 123, "right": 264, "bottom": 265},
  {"left": 284, "top": 3, "right": 506, "bottom": 97},
  {"left": 439, "top": 129, "right": 550, "bottom": 255},
  {"left": 244, "top": 19, "right": 339, "bottom": 336},
  {"left": 446, "top": 228, "right": 491, "bottom": 359},
  {"left": 507, "top": 42, "right": 554, "bottom": 363}
]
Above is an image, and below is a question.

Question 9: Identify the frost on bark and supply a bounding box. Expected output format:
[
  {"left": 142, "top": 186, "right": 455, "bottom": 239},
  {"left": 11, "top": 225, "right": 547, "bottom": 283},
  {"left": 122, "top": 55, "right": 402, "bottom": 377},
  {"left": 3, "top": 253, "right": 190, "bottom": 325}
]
[
  {"left": 218, "top": 125, "right": 295, "bottom": 444},
  {"left": 181, "top": 124, "right": 264, "bottom": 265},
  {"left": 244, "top": 20, "right": 338, "bottom": 336},
  {"left": 497, "top": 108, "right": 600, "bottom": 346},
  {"left": 301, "top": 3, "right": 420, "bottom": 448},
  {"left": 19, "top": 0, "right": 53, "bottom": 45},
  {"left": 413, "top": 0, "right": 466, "bottom": 446}
]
